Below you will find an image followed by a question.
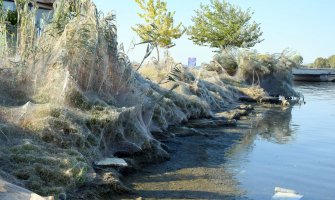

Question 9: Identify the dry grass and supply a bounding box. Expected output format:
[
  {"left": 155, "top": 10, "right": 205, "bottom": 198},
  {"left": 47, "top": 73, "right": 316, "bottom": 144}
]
[
  {"left": 0, "top": 0, "right": 297, "bottom": 198},
  {"left": 203, "top": 49, "right": 299, "bottom": 98},
  {"left": 238, "top": 86, "right": 267, "bottom": 100}
]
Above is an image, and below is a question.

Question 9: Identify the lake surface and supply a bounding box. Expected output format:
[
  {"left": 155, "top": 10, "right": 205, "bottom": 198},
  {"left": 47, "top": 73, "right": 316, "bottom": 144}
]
[
  {"left": 125, "top": 82, "right": 335, "bottom": 200},
  {"left": 225, "top": 82, "right": 335, "bottom": 200}
]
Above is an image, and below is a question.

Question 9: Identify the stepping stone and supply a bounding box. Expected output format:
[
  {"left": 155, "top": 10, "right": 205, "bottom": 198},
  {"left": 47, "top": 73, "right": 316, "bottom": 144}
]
[{"left": 94, "top": 158, "right": 128, "bottom": 168}]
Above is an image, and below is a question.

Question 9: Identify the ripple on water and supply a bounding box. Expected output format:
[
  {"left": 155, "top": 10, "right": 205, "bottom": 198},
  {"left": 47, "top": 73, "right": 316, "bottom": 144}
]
[{"left": 225, "top": 82, "right": 335, "bottom": 200}]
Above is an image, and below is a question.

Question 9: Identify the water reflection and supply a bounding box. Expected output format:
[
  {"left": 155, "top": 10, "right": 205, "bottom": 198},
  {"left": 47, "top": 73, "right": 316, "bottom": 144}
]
[
  {"left": 226, "top": 106, "right": 296, "bottom": 163},
  {"left": 256, "top": 107, "right": 295, "bottom": 144},
  {"left": 226, "top": 82, "right": 335, "bottom": 200},
  {"left": 124, "top": 106, "right": 298, "bottom": 200},
  {"left": 124, "top": 82, "right": 335, "bottom": 200}
]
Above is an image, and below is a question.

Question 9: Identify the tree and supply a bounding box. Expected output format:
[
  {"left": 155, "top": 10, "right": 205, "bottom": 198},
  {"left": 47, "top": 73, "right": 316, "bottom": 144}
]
[
  {"left": 291, "top": 54, "right": 303, "bottom": 65},
  {"left": 0, "top": 0, "right": 6, "bottom": 55},
  {"left": 313, "top": 57, "right": 329, "bottom": 68},
  {"left": 132, "top": 0, "right": 185, "bottom": 63},
  {"left": 328, "top": 55, "right": 335, "bottom": 68},
  {"left": 188, "top": 0, "right": 263, "bottom": 50}
]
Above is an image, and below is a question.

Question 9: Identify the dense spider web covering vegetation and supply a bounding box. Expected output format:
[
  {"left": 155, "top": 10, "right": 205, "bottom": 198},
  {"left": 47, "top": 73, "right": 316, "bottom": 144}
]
[{"left": 0, "top": 0, "right": 298, "bottom": 198}]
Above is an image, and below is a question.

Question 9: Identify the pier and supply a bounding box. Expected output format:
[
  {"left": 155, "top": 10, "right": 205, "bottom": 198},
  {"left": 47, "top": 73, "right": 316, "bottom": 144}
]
[{"left": 293, "top": 68, "right": 335, "bottom": 82}]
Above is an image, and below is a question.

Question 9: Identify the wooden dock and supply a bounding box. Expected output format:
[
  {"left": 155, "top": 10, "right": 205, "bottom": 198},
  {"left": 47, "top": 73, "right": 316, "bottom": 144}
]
[{"left": 293, "top": 68, "right": 335, "bottom": 82}]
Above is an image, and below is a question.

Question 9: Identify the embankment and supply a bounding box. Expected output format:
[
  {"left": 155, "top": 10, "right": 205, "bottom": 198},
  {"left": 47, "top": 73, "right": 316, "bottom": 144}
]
[{"left": 0, "top": 0, "right": 298, "bottom": 199}]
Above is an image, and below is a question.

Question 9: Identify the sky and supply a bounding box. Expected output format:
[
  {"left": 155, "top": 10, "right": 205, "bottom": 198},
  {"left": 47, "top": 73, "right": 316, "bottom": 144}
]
[{"left": 92, "top": 0, "right": 335, "bottom": 65}]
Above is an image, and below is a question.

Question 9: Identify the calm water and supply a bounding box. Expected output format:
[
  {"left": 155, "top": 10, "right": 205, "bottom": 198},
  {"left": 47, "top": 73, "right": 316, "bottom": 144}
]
[
  {"left": 226, "top": 82, "right": 335, "bottom": 200},
  {"left": 125, "top": 82, "right": 335, "bottom": 200}
]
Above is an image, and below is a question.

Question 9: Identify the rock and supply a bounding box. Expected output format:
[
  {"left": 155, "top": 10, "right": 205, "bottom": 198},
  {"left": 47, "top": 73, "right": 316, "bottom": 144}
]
[
  {"left": 237, "top": 104, "right": 254, "bottom": 111},
  {"left": 0, "top": 179, "right": 54, "bottom": 200},
  {"left": 239, "top": 96, "right": 283, "bottom": 104},
  {"left": 215, "top": 109, "right": 248, "bottom": 120},
  {"left": 239, "top": 96, "right": 257, "bottom": 103},
  {"left": 94, "top": 158, "right": 128, "bottom": 168},
  {"left": 113, "top": 141, "right": 142, "bottom": 157},
  {"left": 58, "top": 193, "right": 66, "bottom": 200},
  {"left": 240, "top": 116, "right": 248, "bottom": 120},
  {"left": 261, "top": 97, "right": 282, "bottom": 104},
  {"left": 151, "top": 131, "right": 175, "bottom": 141},
  {"left": 272, "top": 187, "right": 303, "bottom": 200},
  {"left": 118, "top": 158, "right": 137, "bottom": 175},
  {"left": 160, "top": 143, "right": 171, "bottom": 153},
  {"left": 187, "top": 119, "right": 237, "bottom": 128},
  {"left": 101, "top": 172, "right": 133, "bottom": 194},
  {"left": 169, "top": 126, "right": 205, "bottom": 137},
  {"left": 67, "top": 172, "right": 133, "bottom": 199},
  {"left": 282, "top": 99, "right": 290, "bottom": 106},
  {"left": 214, "top": 104, "right": 254, "bottom": 120}
]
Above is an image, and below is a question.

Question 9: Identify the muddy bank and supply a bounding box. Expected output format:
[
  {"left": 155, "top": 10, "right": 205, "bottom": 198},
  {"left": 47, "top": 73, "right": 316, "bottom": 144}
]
[
  {"left": 0, "top": 0, "right": 299, "bottom": 199},
  {"left": 120, "top": 105, "right": 273, "bottom": 200}
]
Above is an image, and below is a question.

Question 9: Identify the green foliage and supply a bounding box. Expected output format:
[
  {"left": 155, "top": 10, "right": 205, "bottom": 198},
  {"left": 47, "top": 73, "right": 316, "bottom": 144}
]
[
  {"left": 188, "top": 0, "right": 263, "bottom": 50},
  {"left": 0, "top": 0, "right": 6, "bottom": 56},
  {"left": 313, "top": 57, "right": 330, "bottom": 68},
  {"left": 0, "top": 1, "right": 17, "bottom": 56},
  {"left": 14, "top": 0, "right": 38, "bottom": 57},
  {"left": 327, "top": 55, "right": 335, "bottom": 68},
  {"left": 6, "top": 10, "right": 18, "bottom": 25},
  {"left": 310, "top": 55, "right": 335, "bottom": 68},
  {"left": 0, "top": 0, "right": 6, "bottom": 24},
  {"left": 291, "top": 54, "right": 303, "bottom": 65},
  {"left": 132, "top": 0, "right": 185, "bottom": 49}
]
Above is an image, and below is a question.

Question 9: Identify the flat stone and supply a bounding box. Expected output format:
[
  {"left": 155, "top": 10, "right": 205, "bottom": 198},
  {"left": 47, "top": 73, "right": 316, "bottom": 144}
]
[
  {"left": 237, "top": 104, "right": 254, "bottom": 111},
  {"left": 215, "top": 108, "right": 250, "bottom": 120},
  {"left": 187, "top": 119, "right": 237, "bottom": 128},
  {"left": 94, "top": 158, "right": 128, "bottom": 168},
  {"left": 0, "top": 179, "right": 53, "bottom": 200}
]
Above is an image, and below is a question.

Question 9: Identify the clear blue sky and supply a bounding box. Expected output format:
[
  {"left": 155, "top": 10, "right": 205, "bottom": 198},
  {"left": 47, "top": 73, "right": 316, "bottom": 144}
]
[{"left": 92, "top": 0, "right": 335, "bottom": 65}]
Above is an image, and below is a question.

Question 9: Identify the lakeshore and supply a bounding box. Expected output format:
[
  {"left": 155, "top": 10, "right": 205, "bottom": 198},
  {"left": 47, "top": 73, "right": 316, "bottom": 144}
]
[
  {"left": 121, "top": 82, "right": 335, "bottom": 200},
  {"left": 0, "top": 1, "right": 319, "bottom": 200}
]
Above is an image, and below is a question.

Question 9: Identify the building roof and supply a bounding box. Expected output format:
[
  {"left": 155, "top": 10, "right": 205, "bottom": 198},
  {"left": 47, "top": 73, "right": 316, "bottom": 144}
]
[{"left": 37, "top": 0, "right": 55, "bottom": 10}]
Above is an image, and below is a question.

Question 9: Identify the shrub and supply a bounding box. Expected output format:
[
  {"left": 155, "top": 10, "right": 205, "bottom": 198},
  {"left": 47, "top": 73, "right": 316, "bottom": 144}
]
[
  {"left": 313, "top": 57, "right": 330, "bottom": 68},
  {"left": 213, "top": 51, "right": 238, "bottom": 76},
  {"left": 328, "top": 55, "right": 335, "bottom": 68},
  {"left": 291, "top": 54, "right": 303, "bottom": 65},
  {"left": 236, "top": 50, "right": 298, "bottom": 97}
]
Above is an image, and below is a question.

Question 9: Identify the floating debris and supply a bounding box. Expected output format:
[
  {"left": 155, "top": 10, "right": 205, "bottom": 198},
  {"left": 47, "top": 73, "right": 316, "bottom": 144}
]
[{"left": 272, "top": 187, "right": 303, "bottom": 200}]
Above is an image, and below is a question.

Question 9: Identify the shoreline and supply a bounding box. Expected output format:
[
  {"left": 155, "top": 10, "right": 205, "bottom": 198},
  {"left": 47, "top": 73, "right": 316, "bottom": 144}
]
[
  {"left": 0, "top": 96, "right": 291, "bottom": 200},
  {"left": 0, "top": 1, "right": 300, "bottom": 199},
  {"left": 118, "top": 103, "right": 281, "bottom": 200}
]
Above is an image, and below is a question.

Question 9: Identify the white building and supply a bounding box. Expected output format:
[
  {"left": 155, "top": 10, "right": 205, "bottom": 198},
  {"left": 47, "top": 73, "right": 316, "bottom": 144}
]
[
  {"left": 4, "top": 0, "right": 54, "bottom": 10},
  {"left": 4, "top": 0, "right": 55, "bottom": 33}
]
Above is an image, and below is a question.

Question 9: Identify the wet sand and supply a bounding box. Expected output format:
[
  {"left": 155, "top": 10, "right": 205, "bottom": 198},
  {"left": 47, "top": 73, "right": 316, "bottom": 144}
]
[{"left": 122, "top": 115, "right": 263, "bottom": 200}]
